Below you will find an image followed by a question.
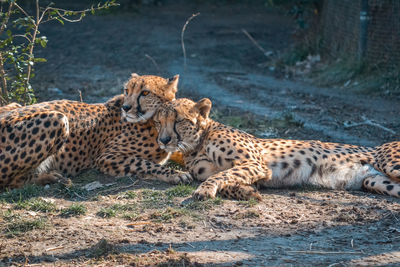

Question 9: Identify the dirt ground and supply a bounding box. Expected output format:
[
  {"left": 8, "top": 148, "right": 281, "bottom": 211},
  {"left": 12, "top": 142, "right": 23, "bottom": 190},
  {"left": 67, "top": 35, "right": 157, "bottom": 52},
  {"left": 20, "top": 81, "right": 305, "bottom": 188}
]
[{"left": 1, "top": 1, "right": 400, "bottom": 266}]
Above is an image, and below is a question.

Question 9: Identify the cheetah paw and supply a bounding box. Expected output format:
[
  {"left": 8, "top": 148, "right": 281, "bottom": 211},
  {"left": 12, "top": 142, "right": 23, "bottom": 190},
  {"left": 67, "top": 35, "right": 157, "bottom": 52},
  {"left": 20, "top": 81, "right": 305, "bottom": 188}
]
[
  {"left": 34, "top": 171, "right": 71, "bottom": 186},
  {"left": 192, "top": 185, "right": 217, "bottom": 200},
  {"left": 170, "top": 171, "right": 193, "bottom": 184}
]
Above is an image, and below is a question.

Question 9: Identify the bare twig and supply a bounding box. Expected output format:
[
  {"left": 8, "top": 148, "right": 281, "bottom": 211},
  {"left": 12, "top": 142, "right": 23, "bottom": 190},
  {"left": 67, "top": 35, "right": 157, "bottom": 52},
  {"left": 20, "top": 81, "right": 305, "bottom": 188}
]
[
  {"left": 145, "top": 54, "right": 161, "bottom": 74},
  {"left": 241, "top": 28, "right": 270, "bottom": 58},
  {"left": 0, "top": 54, "right": 8, "bottom": 103},
  {"left": 42, "top": 2, "right": 119, "bottom": 24},
  {"left": 22, "top": 0, "right": 40, "bottom": 104},
  {"left": 78, "top": 90, "right": 83, "bottom": 102},
  {"left": 45, "top": 246, "right": 64, "bottom": 252},
  {"left": 99, "top": 179, "right": 139, "bottom": 194},
  {"left": 184, "top": 242, "right": 195, "bottom": 249},
  {"left": 54, "top": 10, "right": 85, "bottom": 23},
  {"left": 0, "top": 2, "right": 15, "bottom": 102},
  {"left": 126, "top": 221, "right": 151, "bottom": 228},
  {"left": 0, "top": 94, "right": 7, "bottom": 106},
  {"left": 0, "top": 2, "right": 14, "bottom": 36},
  {"left": 181, "top": 12, "right": 200, "bottom": 71},
  {"left": 13, "top": 3, "right": 30, "bottom": 19},
  {"left": 343, "top": 116, "right": 396, "bottom": 134}
]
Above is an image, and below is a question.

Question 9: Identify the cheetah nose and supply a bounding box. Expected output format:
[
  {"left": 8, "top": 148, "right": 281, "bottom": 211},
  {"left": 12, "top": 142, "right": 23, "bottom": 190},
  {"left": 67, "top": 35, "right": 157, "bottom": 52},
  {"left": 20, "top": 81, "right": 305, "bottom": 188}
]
[
  {"left": 122, "top": 105, "right": 132, "bottom": 112},
  {"left": 160, "top": 136, "right": 172, "bottom": 145}
]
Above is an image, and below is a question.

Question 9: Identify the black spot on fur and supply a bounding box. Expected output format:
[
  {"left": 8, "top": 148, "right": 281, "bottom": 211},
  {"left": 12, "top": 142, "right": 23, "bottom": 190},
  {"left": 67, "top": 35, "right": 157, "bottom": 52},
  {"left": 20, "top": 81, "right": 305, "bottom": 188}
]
[
  {"left": 198, "top": 168, "right": 205, "bottom": 175},
  {"left": 293, "top": 159, "right": 301, "bottom": 168},
  {"left": 386, "top": 185, "right": 394, "bottom": 191}
]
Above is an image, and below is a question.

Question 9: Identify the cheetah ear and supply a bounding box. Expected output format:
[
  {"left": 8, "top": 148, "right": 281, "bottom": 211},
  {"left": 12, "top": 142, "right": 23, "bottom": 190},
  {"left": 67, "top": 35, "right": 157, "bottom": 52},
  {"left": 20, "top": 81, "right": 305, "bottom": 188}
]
[
  {"left": 194, "top": 98, "right": 212, "bottom": 119},
  {"left": 165, "top": 74, "right": 179, "bottom": 100},
  {"left": 124, "top": 73, "right": 140, "bottom": 92},
  {"left": 131, "top": 73, "right": 140, "bottom": 79}
]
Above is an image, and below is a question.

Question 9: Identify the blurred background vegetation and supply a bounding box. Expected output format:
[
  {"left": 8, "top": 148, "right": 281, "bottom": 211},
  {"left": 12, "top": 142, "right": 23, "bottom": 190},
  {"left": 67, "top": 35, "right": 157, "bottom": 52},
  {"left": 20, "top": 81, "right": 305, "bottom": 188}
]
[{"left": 1, "top": 0, "right": 399, "bottom": 105}]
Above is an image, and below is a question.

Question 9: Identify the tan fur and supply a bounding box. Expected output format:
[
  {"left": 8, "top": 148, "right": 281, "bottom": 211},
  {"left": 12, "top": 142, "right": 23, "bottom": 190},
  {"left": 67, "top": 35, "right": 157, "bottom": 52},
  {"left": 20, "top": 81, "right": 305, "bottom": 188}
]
[
  {"left": 122, "top": 73, "right": 179, "bottom": 123},
  {"left": 153, "top": 98, "right": 400, "bottom": 200},
  {"left": 0, "top": 74, "right": 190, "bottom": 189}
]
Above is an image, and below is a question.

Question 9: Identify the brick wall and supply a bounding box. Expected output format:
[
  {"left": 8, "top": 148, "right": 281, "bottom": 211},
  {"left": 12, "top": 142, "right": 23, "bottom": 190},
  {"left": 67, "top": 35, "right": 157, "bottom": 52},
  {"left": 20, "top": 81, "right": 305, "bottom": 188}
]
[{"left": 320, "top": 0, "right": 400, "bottom": 67}]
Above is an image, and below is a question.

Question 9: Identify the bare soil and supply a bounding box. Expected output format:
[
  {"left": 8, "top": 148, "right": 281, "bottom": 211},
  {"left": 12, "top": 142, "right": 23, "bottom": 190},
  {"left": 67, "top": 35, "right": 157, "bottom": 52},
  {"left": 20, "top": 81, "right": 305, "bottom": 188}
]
[{"left": 1, "top": 1, "right": 400, "bottom": 266}]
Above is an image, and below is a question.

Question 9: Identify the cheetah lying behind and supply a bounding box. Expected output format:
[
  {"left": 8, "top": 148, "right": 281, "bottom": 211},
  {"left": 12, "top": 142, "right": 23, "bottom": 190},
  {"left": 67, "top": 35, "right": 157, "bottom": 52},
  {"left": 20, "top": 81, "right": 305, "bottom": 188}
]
[
  {"left": 0, "top": 74, "right": 191, "bottom": 189},
  {"left": 153, "top": 97, "right": 400, "bottom": 200}
]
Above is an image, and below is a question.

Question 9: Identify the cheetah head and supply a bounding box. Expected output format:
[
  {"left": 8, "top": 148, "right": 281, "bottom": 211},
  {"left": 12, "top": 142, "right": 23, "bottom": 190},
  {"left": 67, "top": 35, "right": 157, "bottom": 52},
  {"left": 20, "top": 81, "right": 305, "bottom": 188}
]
[
  {"left": 153, "top": 98, "right": 212, "bottom": 154},
  {"left": 122, "top": 73, "right": 179, "bottom": 123}
]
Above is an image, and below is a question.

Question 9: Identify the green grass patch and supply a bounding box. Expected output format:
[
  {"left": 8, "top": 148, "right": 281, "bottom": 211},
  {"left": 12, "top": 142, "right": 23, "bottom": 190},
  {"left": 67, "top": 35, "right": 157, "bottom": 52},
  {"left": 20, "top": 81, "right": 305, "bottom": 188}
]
[
  {"left": 165, "top": 185, "right": 196, "bottom": 199},
  {"left": 89, "top": 238, "right": 116, "bottom": 258},
  {"left": 60, "top": 203, "right": 87, "bottom": 217},
  {"left": 14, "top": 198, "right": 56, "bottom": 212},
  {"left": 269, "top": 112, "right": 304, "bottom": 129},
  {"left": 150, "top": 207, "right": 185, "bottom": 223},
  {"left": 313, "top": 58, "right": 368, "bottom": 87},
  {"left": 0, "top": 184, "right": 44, "bottom": 203},
  {"left": 122, "top": 212, "right": 141, "bottom": 221},
  {"left": 183, "top": 197, "right": 223, "bottom": 211},
  {"left": 56, "top": 184, "right": 88, "bottom": 200},
  {"left": 139, "top": 189, "right": 171, "bottom": 209},
  {"left": 234, "top": 210, "right": 260, "bottom": 219},
  {"left": 238, "top": 197, "right": 259, "bottom": 207},
  {"left": 121, "top": 190, "right": 137, "bottom": 199},
  {"left": 97, "top": 207, "right": 117, "bottom": 218},
  {"left": 313, "top": 58, "right": 400, "bottom": 95},
  {"left": 97, "top": 203, "right": 137, "bottom": 218},
  {"left": 4, "top": 215, "right": 47, "bottom": 237}
]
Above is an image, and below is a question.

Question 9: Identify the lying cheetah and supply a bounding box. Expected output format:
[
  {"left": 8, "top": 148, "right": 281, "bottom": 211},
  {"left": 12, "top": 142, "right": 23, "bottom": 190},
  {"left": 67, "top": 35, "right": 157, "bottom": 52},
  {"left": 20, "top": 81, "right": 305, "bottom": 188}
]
[
  {"left": 0, "top": 74, "right": 191, "bottom": 188},
  {"left": 153, "top": 97, "right": 400, "bottom": 200}
]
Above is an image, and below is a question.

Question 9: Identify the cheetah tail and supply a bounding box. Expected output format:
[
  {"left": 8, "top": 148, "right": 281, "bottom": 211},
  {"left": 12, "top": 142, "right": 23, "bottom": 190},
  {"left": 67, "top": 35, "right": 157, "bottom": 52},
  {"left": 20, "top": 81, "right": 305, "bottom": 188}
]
[
  {"left": 363, "top": 174, "right": 400, "bottom": 198},
  {"left": 372, "top": 141, "right": 400, "bottom": 181}
]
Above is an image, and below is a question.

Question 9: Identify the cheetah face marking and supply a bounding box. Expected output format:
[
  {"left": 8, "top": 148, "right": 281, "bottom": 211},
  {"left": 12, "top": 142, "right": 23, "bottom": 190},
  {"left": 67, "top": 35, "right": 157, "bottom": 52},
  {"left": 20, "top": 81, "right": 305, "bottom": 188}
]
[
  {"left": 153, "top": 98, "right": 212, "bottom": 154},
  {"left": 122, "top": 73, "right": 179, "bottom": 123}
]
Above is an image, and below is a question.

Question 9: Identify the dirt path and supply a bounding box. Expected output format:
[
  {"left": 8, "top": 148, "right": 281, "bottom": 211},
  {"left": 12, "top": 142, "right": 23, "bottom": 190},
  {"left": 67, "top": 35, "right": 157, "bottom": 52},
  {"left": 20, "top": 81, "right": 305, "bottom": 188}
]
[{"left": 2, "top": 1, "right": 399, "bottom": 266}]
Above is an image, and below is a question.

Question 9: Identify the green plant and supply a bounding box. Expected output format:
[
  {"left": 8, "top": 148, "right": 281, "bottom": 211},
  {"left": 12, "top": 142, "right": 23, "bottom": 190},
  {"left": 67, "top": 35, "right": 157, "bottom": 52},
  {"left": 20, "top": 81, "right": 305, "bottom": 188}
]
[
  {"left": 14, "top": 197, "right": 56, "bottom": 212},
  {"left": 165, "top": 185, "right": 195, "bottom": 199},
  {"left": 0, "top": 184, "right": 44, "bottom": 203},
  {"left": 5, "top": 216, "right": 47, "bottom": 236},
  {"left": 122, "top": 190, "right": 137, "bottom": 199},
  {"left": 183, "top": 197, "right": 223, "bottom": 211},
  {"left": 0, "top": 0, "right": 118, "bottom": 105},
  {"left": 60, "top": 203, "right": 87, "bottom": 217},
  {"left": 150, "top": 207, "right": 185, "bottom": 223}
]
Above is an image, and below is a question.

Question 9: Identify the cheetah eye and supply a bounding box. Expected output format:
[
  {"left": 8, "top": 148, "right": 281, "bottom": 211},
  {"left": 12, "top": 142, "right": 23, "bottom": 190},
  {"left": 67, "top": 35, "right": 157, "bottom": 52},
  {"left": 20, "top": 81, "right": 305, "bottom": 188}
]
[
  {"left": 177, "top": 119, "right": 194, "bottom": 126},
  {"left": 142, "top": 90, "right": 150, "bottom": 96},
  {"left": 124, "top": 88, "right": 128, "bottom": 95}
]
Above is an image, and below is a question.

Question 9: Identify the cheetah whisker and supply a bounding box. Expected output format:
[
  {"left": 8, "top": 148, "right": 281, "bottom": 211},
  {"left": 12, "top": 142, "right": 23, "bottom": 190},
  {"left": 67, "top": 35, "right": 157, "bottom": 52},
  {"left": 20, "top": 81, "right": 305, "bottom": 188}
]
[
  {"left": 179, "top": 142, "right": 193, "bottom": 153},
  {"left": 178, "top": 143, "right": 186, "bottom": 153}
]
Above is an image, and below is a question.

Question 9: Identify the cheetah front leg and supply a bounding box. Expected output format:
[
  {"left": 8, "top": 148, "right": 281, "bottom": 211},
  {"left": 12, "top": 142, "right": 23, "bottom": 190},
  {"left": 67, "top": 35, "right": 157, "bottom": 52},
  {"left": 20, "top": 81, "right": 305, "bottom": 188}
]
[
  {"left": 193, "top": 161, "right": 271, "bottom": 200},
  {"left": 96, "top": 152, "right": 192, "bottom": 184}
]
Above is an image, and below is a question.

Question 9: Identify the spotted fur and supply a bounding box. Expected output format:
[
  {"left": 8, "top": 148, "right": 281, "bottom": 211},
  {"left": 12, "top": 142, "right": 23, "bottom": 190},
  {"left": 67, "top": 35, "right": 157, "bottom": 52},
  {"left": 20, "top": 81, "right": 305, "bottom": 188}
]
[
  {"left": 153, "top": 98, "right": 400, "bottom": 200},
  {"left": 0, "top": 74, "right": 191, "bottom": 189}
]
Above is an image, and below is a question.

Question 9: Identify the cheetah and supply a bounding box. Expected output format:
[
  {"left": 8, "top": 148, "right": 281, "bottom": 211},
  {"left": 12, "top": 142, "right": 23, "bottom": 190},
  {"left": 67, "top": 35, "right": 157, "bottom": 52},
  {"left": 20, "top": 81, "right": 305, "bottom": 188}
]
[
  {"left": 152, "top": 97, "right": 400, "bottom": 200},
  {"left": 0, "top": 74, "right": 191, "bottom": 189}
]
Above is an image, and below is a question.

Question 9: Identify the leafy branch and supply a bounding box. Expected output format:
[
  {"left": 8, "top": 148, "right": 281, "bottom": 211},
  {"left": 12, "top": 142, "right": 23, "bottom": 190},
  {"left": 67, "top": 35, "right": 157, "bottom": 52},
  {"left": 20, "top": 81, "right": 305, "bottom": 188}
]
[{"left": 0, "top": 0, "right": 119, "bottom": 105}]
